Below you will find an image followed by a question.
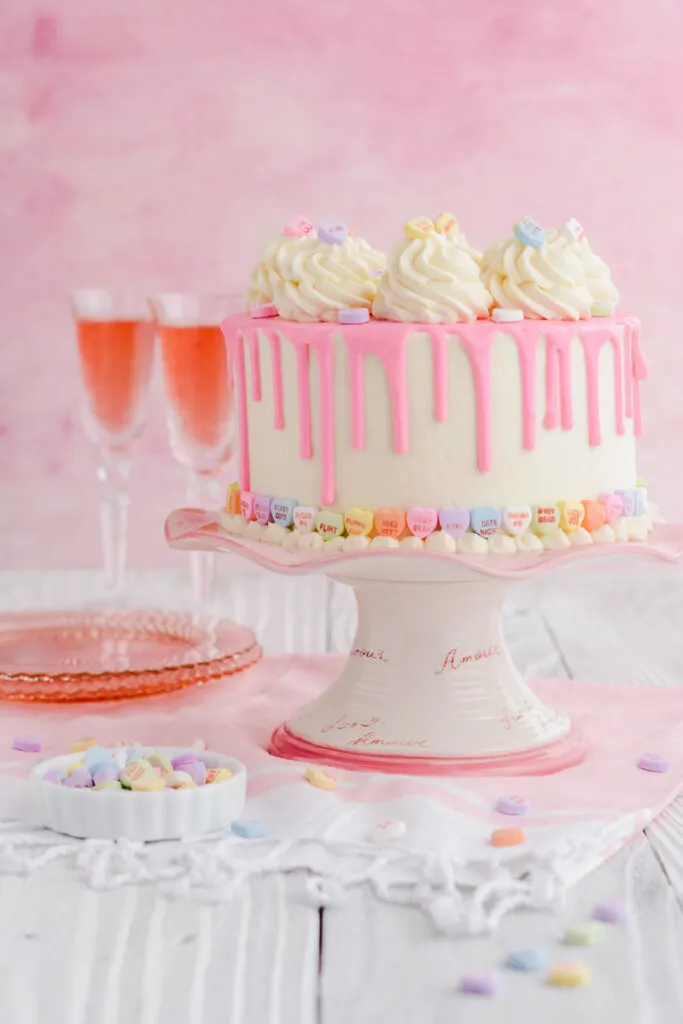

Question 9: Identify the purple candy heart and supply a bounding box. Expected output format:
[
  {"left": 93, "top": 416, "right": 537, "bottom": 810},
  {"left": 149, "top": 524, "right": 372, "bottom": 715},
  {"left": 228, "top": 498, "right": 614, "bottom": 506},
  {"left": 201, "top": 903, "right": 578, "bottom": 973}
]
[
  {"left": 42, "top": 769, "right": 64, "bottom": 785},
  {"left": 65, "top": 768, "right": 94, "bottom": 788},
  {"left": 615, "top": 489, "right": 636, "bottom": 517},
  {"left": 438, "top": 507, "right": 470, "bottom": 538},
  {"left": 470, "top": 506, "right": 502, "bottom": 538},
  {"left": 172, "top": 753, "right": 199, "bottom": 771},
  {"left": 189, "top": 760, "right": 207, "bottom": 785},
  {"left": 317, "top": 222, "right": 348, "bottom": 245},
  {"left": 93, "top": 767, "right": 121, "bottom": 785},
  {"left": 460, "top": 972, "right": 498, "bottom": 996},
  {"left": 254, "top": 495, "right": 274, "bottom": 526}
]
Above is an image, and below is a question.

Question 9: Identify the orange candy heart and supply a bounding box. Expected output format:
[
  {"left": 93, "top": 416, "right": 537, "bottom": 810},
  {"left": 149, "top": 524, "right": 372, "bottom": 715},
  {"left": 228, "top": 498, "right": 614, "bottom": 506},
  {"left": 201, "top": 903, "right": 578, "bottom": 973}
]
[
  {"left": 374, "top": 509, "right": 406, "bottom": 539},
  {"left": 581, "top": 500, "right": 607, "bottom": 533}
]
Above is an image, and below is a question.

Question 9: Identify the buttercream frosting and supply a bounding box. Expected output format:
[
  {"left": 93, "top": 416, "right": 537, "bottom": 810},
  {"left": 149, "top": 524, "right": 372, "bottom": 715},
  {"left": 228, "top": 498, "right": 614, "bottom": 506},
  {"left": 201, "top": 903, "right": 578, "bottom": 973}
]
[
  {"left": 546, "top": 229, "right": 620, "bottom": 309},
  {"left": 373, "top": 224, "right": 492, "bottom": 323},
  {"left": 245, "top": 234, "right": 303, "bottom": 309},
  {"left": 481, "top": 231, "right": 594, "bottom": 320}
]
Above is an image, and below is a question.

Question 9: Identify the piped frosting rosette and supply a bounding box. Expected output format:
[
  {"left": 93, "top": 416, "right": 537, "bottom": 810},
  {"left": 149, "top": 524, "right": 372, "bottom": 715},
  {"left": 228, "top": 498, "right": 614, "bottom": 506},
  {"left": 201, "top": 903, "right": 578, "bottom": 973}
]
[
  {"left": 546, "top": 220, "right": 620, "bottom": 311},
  {"left": 269, "top": 222, "right": 385, "bottom": 323},
  {"left": 482, "top": 218, "right": 594, "bottom": 320},
  {"left": 373, "top": 215, "right": 492, "bottom": 323},
  {"left": 245, "top": 216, "right": 316, "bottom": 309}
]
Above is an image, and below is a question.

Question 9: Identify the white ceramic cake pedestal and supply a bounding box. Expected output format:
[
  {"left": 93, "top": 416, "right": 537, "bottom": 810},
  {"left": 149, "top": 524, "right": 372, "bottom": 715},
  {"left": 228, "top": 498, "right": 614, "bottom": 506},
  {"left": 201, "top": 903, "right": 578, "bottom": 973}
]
[{"left": 165, "top": 510, "right": 683, "bottom": 776}]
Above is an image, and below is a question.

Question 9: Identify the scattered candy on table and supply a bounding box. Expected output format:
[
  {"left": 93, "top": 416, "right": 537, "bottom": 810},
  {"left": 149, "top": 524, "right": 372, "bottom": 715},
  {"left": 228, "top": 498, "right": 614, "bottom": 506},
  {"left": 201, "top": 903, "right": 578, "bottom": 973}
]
[
  {"left": 490, "top": 827, "right": 525, "bottom": 847},
  {"left": 562, "top": 922, "right": 603, "bottom": 946},
  {"left": 12, "top": 736, "right": 42, "bottom": 753},
  {"left": 592, "top": 900, "right": 628, "bottom": 924},
  {"left": 547, "top": 962, "right": 591, "bottom": 987},
  {"left": 305, "top": 766, "right": 336, "bottom": 791},
  {"left": 495, "top": 795, "right": 528, "bottom": 816},
  {"left": 505, "top": 948, "right": 550, "bottom": 973},
  {"left": 231, "top": 818, "right": 266, "bottom": 838},
  {"left": 370, "top": 819, "right": 407, "bottom": 843},
  {"left": 70, "top": 737, "right": 98, "bottom": 753},
  {"left": 637, "top": 752, "right": 669, "bottom": 773},
  {"left": 459, "top": 971, "right": 498, "bottom": 996}
]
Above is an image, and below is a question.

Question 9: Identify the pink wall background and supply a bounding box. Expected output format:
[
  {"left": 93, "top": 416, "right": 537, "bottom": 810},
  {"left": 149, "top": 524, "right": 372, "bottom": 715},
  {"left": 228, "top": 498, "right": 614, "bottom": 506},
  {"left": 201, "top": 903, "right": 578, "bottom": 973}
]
[{"left": 1, "top": 0, "right": 681, "bottom": 569}]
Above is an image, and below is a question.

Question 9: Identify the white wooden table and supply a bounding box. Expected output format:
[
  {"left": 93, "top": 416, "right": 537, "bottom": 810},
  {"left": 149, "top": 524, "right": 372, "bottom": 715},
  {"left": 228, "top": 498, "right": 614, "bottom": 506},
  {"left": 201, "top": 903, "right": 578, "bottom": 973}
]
[{"left": 1, "top": 565, "right": 682, "bottom": 1023}]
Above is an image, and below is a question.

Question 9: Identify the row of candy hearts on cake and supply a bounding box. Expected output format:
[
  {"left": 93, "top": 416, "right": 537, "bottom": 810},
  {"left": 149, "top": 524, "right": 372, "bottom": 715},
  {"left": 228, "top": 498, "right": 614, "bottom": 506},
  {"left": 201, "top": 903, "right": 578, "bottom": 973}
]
[{"left": 224, "top": 484, "right": 648, "bottom": 542}]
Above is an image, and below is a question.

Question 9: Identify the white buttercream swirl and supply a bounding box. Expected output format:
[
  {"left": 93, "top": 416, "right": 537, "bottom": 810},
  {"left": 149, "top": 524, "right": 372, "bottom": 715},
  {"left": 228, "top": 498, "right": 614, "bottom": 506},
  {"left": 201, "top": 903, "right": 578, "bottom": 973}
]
[
  {"left": 481, "top": 234, "right": 594, "bottom": 320},
  {"left": 245, "top": 235, "right": 302, "bottom": 309},
  {"left": 269, "top": 235, "right": 385, "bottom": 322},
  {"left": 373, "top": 232, "right": 492, "bottom": 323},
  {"left": 546, "top": 230, "right": 620, "bottom": 308}
]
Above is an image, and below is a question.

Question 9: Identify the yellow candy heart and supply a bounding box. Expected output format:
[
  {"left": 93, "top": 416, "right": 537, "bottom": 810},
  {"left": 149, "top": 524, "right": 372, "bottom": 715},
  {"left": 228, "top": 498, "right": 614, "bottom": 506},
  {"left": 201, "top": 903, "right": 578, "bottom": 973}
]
[
  {"left": 434, "top": 212, "right": 458, "bottom": 235},
  {"left": 305, "top": 766, "right": 336, "bottom": 791},
  {"left": 344, "top": 507, "right": 374, "bottom": 537},
  {"left": 314, "top": 510, "right": 344, "bottom": 539},
  {"left": 531, "top": 505, "right": 560, "bottom": 536},
  {"left": 557, "top": 500, "right": 585, "bottom": 533},
  {"left": 404, "top": 217, "right": 434, "bottom": 240},
  {"left": 206, "top": 767, "right": 233, "bottom": 784},
  {"left": 70, "top": 737, "right": 97, "bottom": 753},
  {"left": 547, "top": 962, "right": 591, "bottom": 987},
  {"left": 226, "top": 482, "right": 241, "bottom": 515},
  {"left": 120, "top": 758, "right": 164, "bottom": 792}
]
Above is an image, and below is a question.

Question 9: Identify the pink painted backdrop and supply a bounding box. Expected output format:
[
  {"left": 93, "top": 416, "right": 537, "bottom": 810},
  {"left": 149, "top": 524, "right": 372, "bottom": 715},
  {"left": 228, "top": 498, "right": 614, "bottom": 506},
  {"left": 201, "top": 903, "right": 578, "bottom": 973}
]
[{"left": 1, "top": 0, "right": 681, "bottom": 569}]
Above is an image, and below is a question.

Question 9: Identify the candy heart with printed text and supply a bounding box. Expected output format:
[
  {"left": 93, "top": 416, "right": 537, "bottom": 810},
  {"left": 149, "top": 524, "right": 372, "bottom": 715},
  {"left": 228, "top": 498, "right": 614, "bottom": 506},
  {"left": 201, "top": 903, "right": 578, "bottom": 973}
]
[
  {"left": 374, "top": 509, "right": 406, "bottom": 539},
  {"left": 406, "top": 507, "right": 438, "bottom": 539},
  {"left": 344, "top": 508, "right": 374, "bottom": 537},
  {"left": 470, "top": 507, "right": 502, "bottom": 538},
  {"left": 438, "top": 507, "right": 470, "bottom": 538},
  {"left": 314, "top": 510, "right": 345, "bottom": 538},
  {"left": 293, "top": 506, "right": 318, "bottom": 534},
  {"left": 502, "top": 505, "right": 532, "bottom": 536}
]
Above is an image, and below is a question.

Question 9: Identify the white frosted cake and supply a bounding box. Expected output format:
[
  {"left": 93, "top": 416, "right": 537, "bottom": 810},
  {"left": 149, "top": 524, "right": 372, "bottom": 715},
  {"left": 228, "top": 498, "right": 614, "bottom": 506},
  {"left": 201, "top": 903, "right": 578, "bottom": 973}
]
[{"left": 220, "top": 214, "right": 652, "bottom": 555}]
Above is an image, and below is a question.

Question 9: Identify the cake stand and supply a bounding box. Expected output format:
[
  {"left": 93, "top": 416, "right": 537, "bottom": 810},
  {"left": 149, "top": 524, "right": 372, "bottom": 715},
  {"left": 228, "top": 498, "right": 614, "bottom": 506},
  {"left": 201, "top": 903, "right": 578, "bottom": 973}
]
[{"left": 166, "top": 509, "right": 683, "bottom": 776}]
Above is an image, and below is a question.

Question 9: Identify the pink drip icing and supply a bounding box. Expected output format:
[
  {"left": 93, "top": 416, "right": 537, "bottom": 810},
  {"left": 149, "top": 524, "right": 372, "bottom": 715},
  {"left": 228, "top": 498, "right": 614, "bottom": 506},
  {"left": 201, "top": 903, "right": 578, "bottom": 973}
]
[
  {"left": 267, "top": 331, "right": 285, "bottom": 430},
  {"left": 222, "top": 313, "right": 645, "bottom": 508},
  {"left": 246, "top": 330, "right": 262, "bottom": 402}
]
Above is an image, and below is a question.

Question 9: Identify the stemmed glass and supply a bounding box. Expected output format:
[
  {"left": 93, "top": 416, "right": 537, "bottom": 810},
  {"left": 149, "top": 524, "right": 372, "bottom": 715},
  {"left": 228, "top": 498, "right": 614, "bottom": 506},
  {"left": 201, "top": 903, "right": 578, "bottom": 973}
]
[
  {"left": 71, "top": 289, "right": 155, "bottom": 595},
  {"left": 150, "top": 294, "right": 235, "bottom": 607}
]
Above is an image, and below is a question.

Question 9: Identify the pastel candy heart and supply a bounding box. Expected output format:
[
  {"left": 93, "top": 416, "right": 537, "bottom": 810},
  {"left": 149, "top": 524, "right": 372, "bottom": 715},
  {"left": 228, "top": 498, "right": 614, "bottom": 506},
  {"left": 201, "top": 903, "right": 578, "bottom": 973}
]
[
  {"left": 434, "top": 212, "right": 458, "bottom": 235},
  {"left": 317, "top": 222, "right": 348, "bottom": 245},
  {"left": 502, "top": 505, "right": 531, "bottom": 536},
  {"left": 581, "top": 500, "right": 607, "bottom": 533},
  {"left": 253, "top": 494, "right": 274, "bottom": 525},
  {"left": 615, "top": 489, "right": 636, "bottom": 517},
  {"left": 314, "top": 510, "right": 345, "bottom": 539},
  {"left": 240, "top": 491, "right": 255, "bottom": 521},
  {"left": 84, "top": 745, "right": 109, "bottom": 769},
  {"left": 93, "top": 767, "right": 120, "bottom": 785},
  {"left": 206, "top": 767, "right": 233, "bottom": 784},
  {"left": 404, "top": 217, "right": 434, "bottom": 240},
  {"left": 438, "top": 507, "right": 470, "bottom": 538},
  {"left": 557, "top": 500, "right": 585, "bottom": 533},
  {"left": 120, "top": 758, "right": 163, "bottom": 792},
  {"left": 271, "top": 497, "right": 297, "bottom": 527},
  {"left": 598, "top": 493, "right": 623, "bottom": 524},
  {"left": 283, "top": 215, "right": 314, "bottom": 238},
  {"left": 374, "top": 508, "right": 406, "bottom": 539},
  {"left": 532, "top": 505, "right": 560, "bottom": 535},
  {"left": 406, "top": 507, "right": 438, "bottom": 540},
  {"left": 294, "top": 506, "right": 318, "bottom": 534},
  {"left": 371, "top": 819, "right": 407, "bottom": 843},
  {"left": 470, "top": 507, "right": 502, "bottom": 538},
  {"left": 305, "top": 766, "right": 336, "bottom": 790},
  {"left": 344, "top": 507, "right": 374, "bottom": 537},
  {"left": 147, "top": 751, "right": 173, "bottom": 776},
  {"left": 513, "top": 217, "right": 546, "bottom": 248},
  {"left": 226, "top": 483, "right": 241, "bottom": 515},
  {"left": 634, "top": 486, "right": 647, "bottom": 516},
  {"left": 559, "top": 217, "right": 586, "bottom": 243}
]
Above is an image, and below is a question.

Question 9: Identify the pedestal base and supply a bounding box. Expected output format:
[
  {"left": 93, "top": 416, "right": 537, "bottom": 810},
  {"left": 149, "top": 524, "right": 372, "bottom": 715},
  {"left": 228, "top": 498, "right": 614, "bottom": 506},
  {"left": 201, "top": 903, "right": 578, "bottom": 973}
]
[{"left": 269, "top": 573, "right": 582, "bottom": 775}]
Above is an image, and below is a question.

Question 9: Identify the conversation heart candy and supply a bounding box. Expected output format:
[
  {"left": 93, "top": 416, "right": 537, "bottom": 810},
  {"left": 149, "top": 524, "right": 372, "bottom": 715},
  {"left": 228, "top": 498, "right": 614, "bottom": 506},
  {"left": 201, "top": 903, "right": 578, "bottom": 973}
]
[
  {"left": 492, "top": 307, "right": 524, "bottom": 322},
  {"left": 559, "top": 217, "right": 586, "bottom": 244},
  {"left": 226, "top": 482, "right": 241, "bottom": 515},
  {"left": 434, "top": 212, "right": 458, "bottom": 235},
  {"left": 147, "top": 751, "right": 173, "bottom": 776},
  {"left": 271, "top": 497, "right": 297, "bottom": 528},
  {"left": 250, "top": 303, "right": 277, "bottom": 319},
  {"left": 531, "top": 505, "right": 560, "bottom": 535},
  {"left": 470, "top": 507, "right": 502, "bottom": 538},
  {"left": 253, "top": 494, "right": 274, "bottom": 525},
  {"left": 42, "top": 770, "right": 64, "bottom": 785},
  {"left": 205, "top": 767, "right": 233, "bottom": 784},
  {"left": 165, "top": 769, "right": 194, "bottom": 789},
  {"left": 370, "top": 819, "right": 407, "bottom": 843},
  {"left": 94, "top": 780, "right": 123, "bottom": 791},
  {"left": 438, "top": 507, "right": 470, "bottom": 538},
  {"left": 406, "top": 507, "right": 438, "bottom": 540},
  {"left": 283, "top": 215, "right": 314, "bottom": 238},
  {"left": 615, "top": 489, "right": 636, "bottom": 517},
  {"left": 344, "top": 507, "right": 374, "bottom": 537},
  {"left": 240, "top": 491, "right": 256, "bottom": 521},
  {"left": 634, "top": 486, "right": 647, "bottom": 515},
  {"left": 93, "top": 767, "right": 120, "bottom": 785},
  {"left": 547, "top": 963, "right": 591, "bottom": 988},
  {"left": 374, "top": 508, "right": 406, "bottom": 539},
  {"left": 514, "top": 217, "right": 546, "bottom": 248},
  {"left": 70, "top": 737, "right": 97, "bottom": 753},
  {"left": 171, "top": 752, "right": 199, "bottom": 770},
  {"left": 581, "top": 500, "right": 607, "bottom": 533},
  {"left": 64, "top": 768, "right": 94, "bottom": 789},
  {"left": 557, "top": 500, "right": 585, "bottom": 533},
  {"left": 598, "top": 492, "right": 623, "bottom": 524},
  {"left": 84, "top": 745, "right": 109, "bottom": 770},
  {"left": 404, "top": 217, "right": 434, "bottom": 240},
  {"left": 294, "top": 505, "right": 318, "bottom": 534},
  {"left": 314, "top": 510, "right": 344, "bottom": 539},
  {"left": 502, "top": 505, "right": 531, "bottom": 536},
  {"left": 339, "top": 308, "right": 369, "bottom": 325},
  {"left": 188, "top": 760, "right": 207, "bottom": 785},
  {"left": 305, "top": 766, "right": 336, "bottom": 790},
  {"left": 591, "top": 301, "right": 613, "bottom": 317},
  {"left": 317, "top": 222, "right": 348, "bottom": 245},
  {"left": 120, "top": 758, "right": 163, "bottom": 792}
]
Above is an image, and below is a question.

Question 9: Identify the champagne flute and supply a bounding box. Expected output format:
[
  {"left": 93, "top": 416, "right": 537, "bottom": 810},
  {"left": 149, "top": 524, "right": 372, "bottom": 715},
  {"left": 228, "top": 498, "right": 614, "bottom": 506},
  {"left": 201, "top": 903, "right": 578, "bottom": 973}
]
[
  {"left": 150, "top": 293, "right": 235, "bottom": 607},
  {"left": 71, "top": 289, "right": 155, "bottom": 595}
]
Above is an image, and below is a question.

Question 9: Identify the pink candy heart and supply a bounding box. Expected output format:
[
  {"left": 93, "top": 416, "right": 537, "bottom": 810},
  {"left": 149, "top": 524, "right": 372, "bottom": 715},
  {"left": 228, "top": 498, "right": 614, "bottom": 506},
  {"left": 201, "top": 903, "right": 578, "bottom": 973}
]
[
  {"left": 598, "top": 492, "right": 623, "bottom": 524},
  {"left": 438, "top": 507, "right": 470, "bottom": 538},
  {"left": 406, "top": 507, "right": 438, "bottom": 540},
  {"left": 253, "top": 495, "right": 273, "bottom": 525},
  {"left": 283, "top": 215, "right": 314, "bottom": 238}
]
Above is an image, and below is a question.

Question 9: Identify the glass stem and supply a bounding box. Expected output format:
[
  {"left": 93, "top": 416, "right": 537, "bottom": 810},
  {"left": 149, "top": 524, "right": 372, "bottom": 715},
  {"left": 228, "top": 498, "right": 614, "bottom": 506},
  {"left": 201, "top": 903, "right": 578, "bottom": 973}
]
[
  {"left": 97, "top": 450, "right": 132, "bottom": 595},
  {"left": 186, "top": 470, "right": 222, "bottom": 608}
]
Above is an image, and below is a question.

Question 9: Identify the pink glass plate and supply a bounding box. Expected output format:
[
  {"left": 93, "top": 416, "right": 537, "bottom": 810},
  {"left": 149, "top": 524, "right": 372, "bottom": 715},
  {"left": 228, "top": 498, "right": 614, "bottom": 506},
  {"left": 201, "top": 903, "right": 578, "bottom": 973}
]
[{"left": 0, "top": 609, "right": 261, "bottom": 702}]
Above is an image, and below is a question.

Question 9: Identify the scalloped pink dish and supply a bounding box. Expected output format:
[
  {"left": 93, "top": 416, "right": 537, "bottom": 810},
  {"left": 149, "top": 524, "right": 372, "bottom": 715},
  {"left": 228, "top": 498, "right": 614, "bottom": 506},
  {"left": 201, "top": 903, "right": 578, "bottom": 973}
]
[{"left": 0, "top": 610, "right": 261, "bottom": 702}]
